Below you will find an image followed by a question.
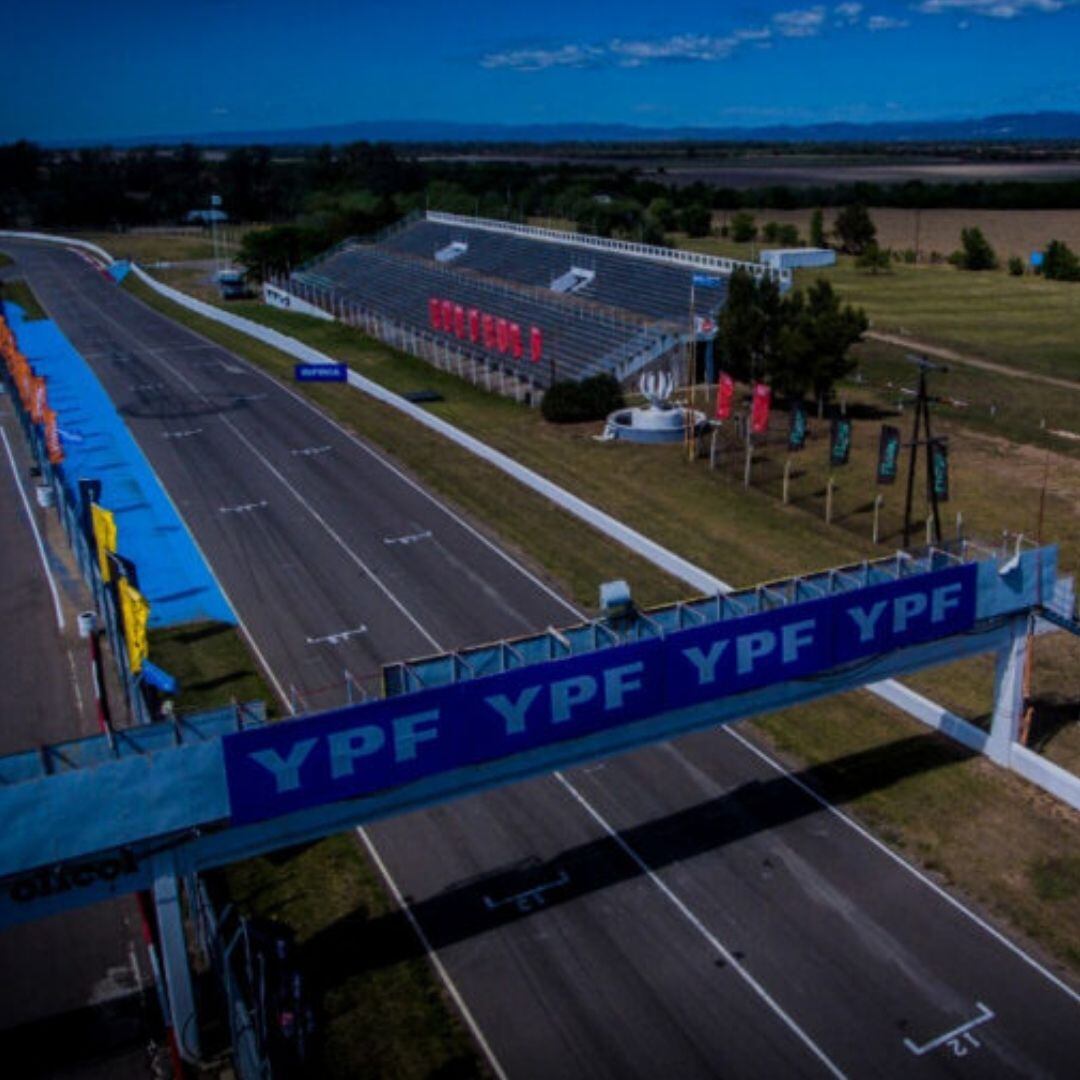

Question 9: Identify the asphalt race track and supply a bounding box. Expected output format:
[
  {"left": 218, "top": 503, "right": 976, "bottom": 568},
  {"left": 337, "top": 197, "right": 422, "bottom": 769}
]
[{"left": 4, "top": 238, "right": 1079, "bottom": 1078}]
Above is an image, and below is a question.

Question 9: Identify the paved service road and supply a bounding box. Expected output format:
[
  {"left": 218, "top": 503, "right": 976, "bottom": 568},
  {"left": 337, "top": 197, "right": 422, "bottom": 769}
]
[
  {"left": 5, "top": 238, "right": 1078, "bottom": 1079},
  {"left": 0, "top": 405, "right": 155, "bottom": 1076}
]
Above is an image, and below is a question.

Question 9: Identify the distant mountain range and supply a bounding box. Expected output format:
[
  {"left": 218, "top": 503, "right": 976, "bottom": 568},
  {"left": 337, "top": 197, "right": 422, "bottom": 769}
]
[{"left": 51, "top": 111, "right": 1080, "bottom": 148}]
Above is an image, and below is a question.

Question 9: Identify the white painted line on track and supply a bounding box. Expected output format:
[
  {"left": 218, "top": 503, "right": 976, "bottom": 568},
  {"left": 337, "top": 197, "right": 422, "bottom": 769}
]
[
  {"left": 305, "top": 625, "right": 368, "bottom": 646},
  {"left": 0, "top": 424, "right": 65, "bottom": 631},
  {"left": 356, "top": 826, "right": 511, "bottom": 1080},
  {"left": 723, "top": 725, "right": 1080, "bottom": 1006},
  {"left": 218, "top": 500, "right": 269, "bottom": 515},
  {"left": 384, "top": 529, "right": 432, "bottom": 546},
  {"left": 27, "top": 274, "right": 293, "bottom": 710},
  {"left": 554, "top": 770, "right": 848, "bottom": 1079}
]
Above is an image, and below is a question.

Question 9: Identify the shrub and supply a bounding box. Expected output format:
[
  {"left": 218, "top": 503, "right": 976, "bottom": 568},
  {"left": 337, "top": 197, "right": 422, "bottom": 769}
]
[
  {"left": 541, "top": 374, "right": 624, "bottom": 423},
  {"left": 1008, "top": 255, "right": 1025, "bottom": 276},
  {"left": 1042, "top": 239, "right": 1080, "bottom": 281},
  {"left": 730, "top": 211, "right": 757, "bottom": 243},
  {"left": 856, "top": 244, "right": 892, "bottom": 274},
  {"left": 957, "top": 226, "right": 998, "bottom": 271},
  {"left": 901, "top": 248, "right": 917, "bottom": 264}
]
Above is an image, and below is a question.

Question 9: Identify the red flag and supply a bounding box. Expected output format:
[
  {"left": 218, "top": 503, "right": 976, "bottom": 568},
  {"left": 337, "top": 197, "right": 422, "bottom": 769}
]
[
  {"left": 751, "top": 383, "right": 772, "bottom": 435},
  {"left": 429, "top": 297, "right": 442, "bottom": 330},
  {"left": 715, "top": 372, "right": 735, "bottom": 420},
  {"left": 530, "top": 326, "right": 543, "bottom": 363}
]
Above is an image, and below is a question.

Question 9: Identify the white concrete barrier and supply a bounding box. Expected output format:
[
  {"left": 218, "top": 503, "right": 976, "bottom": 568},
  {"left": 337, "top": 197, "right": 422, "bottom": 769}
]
[{"left": 5, "top": 229, "right": 1077, "bottom": 812}]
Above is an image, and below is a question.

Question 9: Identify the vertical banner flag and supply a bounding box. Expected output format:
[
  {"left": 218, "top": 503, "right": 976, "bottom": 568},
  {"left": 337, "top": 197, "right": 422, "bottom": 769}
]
[
  {"left": 750, "top": 383, "right": 772, "bottom": 436},
  {"left": 877, "top": 425, "right": 901, "bottom": 484},
  {"left": 509, "top": 323, "right": 523, "bottom": 360},
  {"left": 90, "top": 504, "right": 118, "bottom": 583},
  {"left": 118, "top": 577, "right": 150, "bottom": 673},
  {"left": 530, "top": 326, "right": 543, "bottom": 364},
  {"left": 468, "top": 308, "right": 480, "bottom": 344},
  {"left": 930, "top": 440, "right": 950, "bottom": 502},
  {"left": 482, "top": 314, "right": 495, "bottom": 350},
  {"left": 830, "top": 417, "right": 853, "bottom": 467},
  {"left": 453, "top": 305, "right": 465, "bottom": 339},
  {"left": 43, "top": 407, "right": 64, "bottom": 465},
  {"left": 31, "top": 376, "right": 47, "bottom": 424},
  {"left": 441, "top": 300, "right": 453, "bottom": 333},
  {"left": 788, "top": 402, "right": 807, "bottom": 452},
  {"left": 715, "top": 372, "right": 735, "bottom": 420},
  {"left": 428, "top": 297, "right": 442, "bottom": 330},
  {"left": 496, "top": 318, "right": 509, "bottom": 354}
]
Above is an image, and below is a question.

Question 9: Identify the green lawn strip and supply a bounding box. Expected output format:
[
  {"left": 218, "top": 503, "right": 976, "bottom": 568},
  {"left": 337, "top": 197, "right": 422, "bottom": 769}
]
[
  {"left": 680, "top": 236, "right": 1080, "bottom": 384},
  {"left": 1, "top": 278, "right": 47, "bottom": 320},
  {"left": 847, "top": 338, "right": 1080, "bottom": 455},
  {"left": 220, "top": 836, "right": 483, "bottom": 1080},
  {"left": 126, "top": 274, "right": 1080, "bottom": 981},
  {"left": 147, "top": 621, "right": 278, "bottom": 718}
]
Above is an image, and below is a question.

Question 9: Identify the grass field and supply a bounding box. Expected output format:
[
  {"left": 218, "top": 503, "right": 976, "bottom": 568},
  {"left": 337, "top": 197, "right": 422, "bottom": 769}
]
[
  {"left": 679, "top": 237, "right": 1080, "bottom": 385},
  {"left": 0, "top": 278, "right": 47, "bottom": 320},
  {"left": 76, "top": 227, "right": 250, "bottom": 265},
  {"left": 708, "top": 206, "right": 1080, "bottom": 261},
  {"left": 127, "top": 273, "right": 1080, "bottom": 986}
]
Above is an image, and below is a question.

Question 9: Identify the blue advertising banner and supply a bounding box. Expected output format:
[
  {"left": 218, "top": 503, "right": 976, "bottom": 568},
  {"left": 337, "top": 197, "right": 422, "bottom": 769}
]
[
  {"left": 294, "top": 363, "right": 347, "bottom": 382},
  {"left": 223, "top": 563, "right": 976, "bottom": 825}
]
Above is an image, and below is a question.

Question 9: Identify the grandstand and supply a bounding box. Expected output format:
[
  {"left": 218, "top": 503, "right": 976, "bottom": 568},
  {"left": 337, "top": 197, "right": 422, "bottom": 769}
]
[{"left": 282, "top": 212, "right": 788, "bottom": 396}]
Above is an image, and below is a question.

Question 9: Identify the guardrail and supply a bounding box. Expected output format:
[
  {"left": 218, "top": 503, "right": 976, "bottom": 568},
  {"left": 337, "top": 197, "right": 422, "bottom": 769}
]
[{"left": 2, "top": 229, "right": 1076, "bottom": 815}]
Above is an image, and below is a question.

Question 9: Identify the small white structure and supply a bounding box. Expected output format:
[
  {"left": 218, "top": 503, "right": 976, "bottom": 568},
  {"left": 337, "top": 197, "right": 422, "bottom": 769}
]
[
  {"left": 760, "top": 248, "right": 836, "bottom": 271},
  {"left": 603, "top": 371, "right": 706, "bottom": 445}
]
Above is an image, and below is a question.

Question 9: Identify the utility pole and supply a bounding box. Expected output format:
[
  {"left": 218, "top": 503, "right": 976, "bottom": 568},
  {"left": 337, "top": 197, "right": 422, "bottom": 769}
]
[{"left": 902, "top": 355, "right": 947, "bottom": 549}]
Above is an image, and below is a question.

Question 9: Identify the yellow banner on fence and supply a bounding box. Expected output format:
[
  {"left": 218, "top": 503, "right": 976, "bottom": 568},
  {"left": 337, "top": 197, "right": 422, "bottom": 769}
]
[
  {"left": 90, "top": 503, "right": 117, "bottom": 583},
  {"left": 118, "top": 577, "right": 150, "bottom": 674}
]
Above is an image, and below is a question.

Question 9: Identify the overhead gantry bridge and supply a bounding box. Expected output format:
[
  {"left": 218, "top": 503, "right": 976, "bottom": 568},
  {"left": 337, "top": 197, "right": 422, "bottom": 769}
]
[{"left": 1, "top": 541, "right": 1068, "bottom": 930}]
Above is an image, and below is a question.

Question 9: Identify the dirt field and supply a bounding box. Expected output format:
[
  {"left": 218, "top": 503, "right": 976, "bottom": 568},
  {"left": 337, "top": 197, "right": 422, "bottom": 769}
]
[{"left": 712, "top": 207, "right": 1080, "bottom": 260}]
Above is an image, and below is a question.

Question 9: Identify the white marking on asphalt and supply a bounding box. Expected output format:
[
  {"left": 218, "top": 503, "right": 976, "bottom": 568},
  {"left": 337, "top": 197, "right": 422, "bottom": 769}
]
[
  {"left": 357, "top": 828, "right": 510, "bottom": 1080},
  {"left": 904, "top": 1002, "right": 994, "bottom": 1057},
  {"left": 232, "top": 393, "right": 266, "bottom": 403},
  {"left": 384, "top": 529, "right": 432, "bottom": 546},
  {"left": 484, "top": 870, "right": 570, "bottom": 913},
  {"left": 218, "top": 500, "right": 268, "bottom": 515},
  {"left": 290, "top": 444, "right": 332, "bottom": 457},
  {"left": 0, "top": 425, "right": 65, "bottom": 630},
  {"left": 723, "top": 726, "right": 1080, "bottom": 1006},
  {"left": 130, "top": 381, "right": 166, "bottom": 392},
  {"left": 162, "top": 428, "right": 203, "bottom": 440},
  {"left": 66, "top": 647, "right": 86, "bottom": 718},
  {"left": 306, "top": 625, "right": 368, "bottom": 646},
  {"left": 554, "top": 771, "right": 848, "bottom": 1079}
]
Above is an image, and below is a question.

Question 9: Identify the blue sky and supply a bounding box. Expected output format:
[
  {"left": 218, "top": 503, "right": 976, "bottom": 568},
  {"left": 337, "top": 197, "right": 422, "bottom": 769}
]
[{"left": 2, "top": 0, "right": 1079, "bottom": 140}]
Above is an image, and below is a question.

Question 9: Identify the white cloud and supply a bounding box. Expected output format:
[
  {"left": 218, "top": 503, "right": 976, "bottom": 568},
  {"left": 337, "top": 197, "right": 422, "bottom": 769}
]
[
  {"left": 917, "top": 0, "right": 1067, "bottom": 17},
  {"left": 867, "top": 14, "right": 910, "bottom": 28},
  {"left": 774, "top": 6, "right": 828, "bottom": 36},
  {"left": 609, "top": 34, "right": 739, "bottom": 63},
  {"left": 480, "top": 44, "right": 604, "bottom": 71},
  {"left": 834, "top": 2, "right": 864, "bottom": 22}
]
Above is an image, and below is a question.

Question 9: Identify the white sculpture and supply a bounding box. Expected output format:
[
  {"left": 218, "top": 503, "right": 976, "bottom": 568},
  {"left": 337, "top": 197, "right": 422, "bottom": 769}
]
[{"left": 639, "top": 370, "right": 674, "bottom": 408}]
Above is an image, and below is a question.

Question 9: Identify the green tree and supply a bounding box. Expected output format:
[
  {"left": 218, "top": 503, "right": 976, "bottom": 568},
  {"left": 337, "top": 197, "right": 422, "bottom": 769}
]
[
  {"left": 833, "top": 204, "right": 876, "bottom": 255},
  {"left": 1042, "top": 239, "right": 1080, "bottom": 281},
  {"left": 729, "top": 211, "right": 757, "bottom": 243},
  {"left": 809, "top": 208, "right": 826, "bottom": 247},
  {"left": 646, "top": 196, "right": 676, "bottom": 231},
  {"left": 956, "top": 227, "right": 998, "bottom": 270},
  {"left": 1007, "top": 256, "right": 1024, "bottom": 276},
  {"left": 856, "top": 243, "right": 892, "bottom": 274},
  {"left": 678, "top": 203, "right": 712, "bottom": 238}
]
